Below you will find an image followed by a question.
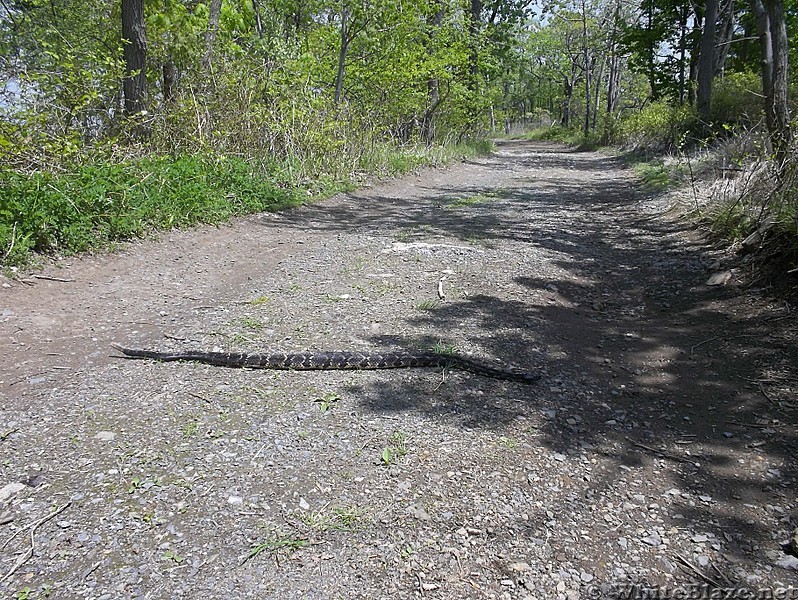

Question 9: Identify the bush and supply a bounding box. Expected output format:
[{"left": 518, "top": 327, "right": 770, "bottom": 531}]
[
  {"left": 617, "top": 101, "right": 696, "bottom": 153},
  {"left": 711, "top": 71, "right": 763, "bottom": 126}
]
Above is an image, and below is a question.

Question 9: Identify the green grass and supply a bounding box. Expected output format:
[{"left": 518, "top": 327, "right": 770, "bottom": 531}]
[
  {"left": 0, "top": 154, "right": 300, "bottom": 267},
  {"left": 0, "top": 138, "right": 496, "bottom": 269},
  {"left": 633, "top": 161, "right": 676, "bottom": 191},
  {"left": 243, "top": 533, "right": 309, "bottom": 564}
]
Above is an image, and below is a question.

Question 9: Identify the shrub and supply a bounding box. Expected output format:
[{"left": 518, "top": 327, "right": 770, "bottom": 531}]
[
  {"left": 617, "top": 101, "right": 696, "bottom": 153},
  {"left": 711, "top": 71, "right": 763, "bottom": 126}
]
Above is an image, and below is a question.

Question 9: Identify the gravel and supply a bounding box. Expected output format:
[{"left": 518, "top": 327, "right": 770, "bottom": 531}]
[{"left": 1, "top": 140, "right": 796, "bottom": 599}]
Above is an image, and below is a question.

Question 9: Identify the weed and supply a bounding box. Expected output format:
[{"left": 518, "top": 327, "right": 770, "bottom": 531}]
[
  {"left": 182, "top": 420, "right": 199, "bottom": 438},
  {"left": 447, "top": 192, "right": 498, "bottom": 208},
  {"left": 239, "top": 316, "right": 264, "bottom": 330},
  {"left": 15, "top": 588, "right": 33, "bottom": 600},
  {"left": 381, "top": 430, "right": 408, "bottom": 465},
  {"left": 432, "top": 341, "right": 457, "bottom": 356},
  {"left": 247, "top": 295, "right": 270, "bottom": 306},
  {"left": 161, "top": 550, "right": 185, "bottom": 564},
  {"left": 499, "top": 436, "right": 518, "bottom": 449},
  {"left": 299, "top": 505, "right": 365, "bottom": 532},
  {"left": 315, "top": 391, "right": 341, "bottom": 412},
  {"left": 0, "top": 155, "right": 301, "bottom": 268},
  {"left": 633, "top": 162, "right": 675, "bottom": 191},
  {"left": 244, "top": 534, "right": 309, "bottom": 564},
  {"left": 415, "top": 299, "right": 441, "bottom": 311},
  {"left": 231, "top": 333, "right": 257, "bottom": 345}
]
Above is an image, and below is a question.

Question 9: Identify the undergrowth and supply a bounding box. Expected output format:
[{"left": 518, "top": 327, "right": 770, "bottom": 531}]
[
  {"left": 0, "top": 140, "right": 493, "bottom": 269},
  {"left": 0, "top": 155, "right": 299, "bottom": 267}
]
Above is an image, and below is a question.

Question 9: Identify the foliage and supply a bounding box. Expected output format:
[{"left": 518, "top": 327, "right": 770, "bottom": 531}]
[
  {"left": 710, "top": 71, "right": 764, "bottom": 126},
  {"left": 617, "top": 101, "right": 696, "bottom": 152},
  {"left": 0, "top": 155, "right": 298, "bottom": 267},
  {"left": 0, "top": 0, "right": 796, "bottom": 272}
]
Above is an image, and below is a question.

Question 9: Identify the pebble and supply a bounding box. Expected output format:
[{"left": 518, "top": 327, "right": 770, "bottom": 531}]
[{"left": 642, "top": 533, "right": 662, "bottom": 546}]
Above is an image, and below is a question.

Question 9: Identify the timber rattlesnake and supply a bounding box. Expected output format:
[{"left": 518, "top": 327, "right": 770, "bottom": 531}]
[{"left": 111, "top": 343, "right": 540, "bottom": 384}]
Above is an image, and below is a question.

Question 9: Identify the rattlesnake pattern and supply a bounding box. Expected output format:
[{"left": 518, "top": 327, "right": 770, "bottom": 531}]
[{"left": 111, "top": 344, "right": 540, "bottom": 384}]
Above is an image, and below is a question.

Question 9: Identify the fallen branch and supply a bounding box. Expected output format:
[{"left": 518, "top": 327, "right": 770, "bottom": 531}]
[
  {"left": 673, "top": 553, "right": 721, "bottom": 588},
  {"left": 31, "top": 275, "right": 75, "bottom": 283},
  {"left": 1, "top": 501, "right": 72, "bottom": 583},
  {"left": 626, "top": 437, "right": 699, "bottom": 466}
]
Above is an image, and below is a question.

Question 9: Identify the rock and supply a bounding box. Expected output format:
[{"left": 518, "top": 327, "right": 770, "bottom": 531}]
[
  {"left": 406, "top": 502, "right": 431, "bottom": 521},
  {"left": 0, "top": 482, "right": 26, "bottom": 503},
  {"left": 776, "top": 555, "right": 798, "bottom": 570},
  {"left": 95, "top": 431, "right": 116, "bottom": 441},
  {"left": 642, "top": 533, "right": 662, "bottom": 547},
  {"left": 788, "top": 528, "right": 798, "bottom": 556},
  {"left": 706, "top": 271, "right": 733, "bottom": 286}
]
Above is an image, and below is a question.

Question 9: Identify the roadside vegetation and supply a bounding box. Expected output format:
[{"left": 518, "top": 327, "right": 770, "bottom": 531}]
[{"left": 0, "top": 0, "right": 795, "bottom": 285}]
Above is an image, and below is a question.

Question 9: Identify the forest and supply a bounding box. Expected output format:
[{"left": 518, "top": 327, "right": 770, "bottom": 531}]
[{"left": 0, "top": 0, "right": 795, "bottom": 277}]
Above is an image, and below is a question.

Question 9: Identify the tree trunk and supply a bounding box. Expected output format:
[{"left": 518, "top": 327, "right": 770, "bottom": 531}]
[
  {"left": 162, "top": 59, "right": 176, "bottom": 104},
  {"left": 334, "top": 6, "right": 350, "bottom": 104},
  {"left": 713, "top": 0, "right": 735, "bottom": 76},
  {"left": 468, "top": 0, "right": 482, "bottom": 90},
  {"left": 422, "top": 7, "right": 445, "bottom": 143},
  {"left": 677, "top": 2, "right": 689, "bottom": 104},
  {"left": 202, "top": 0, "right": 223, "bottom": 69},
  {"left": 581, "top": 0, "right": 590, "bottom": 137},
  {"left": 765, "top": 0, "right": 790, "bottom": 165},
  {"left": 562, "top": 75, "right": 574, "bottom": 127},
  {"left": 696, "top": 0, "right": 717, "bottom": 120},
  {"left": 252, "top": 0, "right": 264, "bottom": 38},
  {"left": 121, "top": 0, "right": 147, "bottom": 116}
]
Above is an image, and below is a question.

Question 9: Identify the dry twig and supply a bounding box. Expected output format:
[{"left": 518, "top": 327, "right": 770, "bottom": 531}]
[{"left": 1, "top": 501, "right": 72, "bottom": 583}]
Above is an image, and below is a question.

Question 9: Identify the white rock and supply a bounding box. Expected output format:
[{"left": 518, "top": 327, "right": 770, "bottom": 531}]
[{"left": 0, "top": 482, "right": 26, "bottom": 503}]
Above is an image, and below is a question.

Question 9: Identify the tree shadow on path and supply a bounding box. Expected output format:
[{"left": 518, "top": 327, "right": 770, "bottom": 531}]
[{"left": 274, "top": 140, "right": 798, "bottom": 577}]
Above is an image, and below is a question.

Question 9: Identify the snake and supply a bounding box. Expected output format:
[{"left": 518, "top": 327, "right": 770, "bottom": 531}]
[{"left": 110, "top": 343, "right": 540, "bottom": 384}]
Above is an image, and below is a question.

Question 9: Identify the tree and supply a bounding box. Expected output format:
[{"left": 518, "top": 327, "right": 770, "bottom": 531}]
[
  {"left": 751, "top": 0, "right": 791, "bottom": 166},
  {"left": 696, "top": 0, "right": 718, "bottom": 119},
  {"left": 122, "top": 0, "right": 147, "bottom": 115}
]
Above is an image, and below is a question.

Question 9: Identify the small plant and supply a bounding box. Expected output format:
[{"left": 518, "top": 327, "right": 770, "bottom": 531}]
[
  {"left": 498, "top": 436, "right": 518, "bottom": 449},
  {"left": 127, "top": 476, "right": 142, "bottom": 493},
  {"left": 299, "top": 505, "right": 365, "bottom": 532},
  {"left": 416, "top": 299, "right": 441, "bottom": 311},
  {"left": 432, "top": 341, "right": 457, "bottom": 356},
  {"left": 243, "top": 534, "right": 309, "bottom": 564},
  {"left": 161, "top": 550, "right": 185, "bottom": 564},
  {"left": 15, "top": 588, "right": 33, "bottom": 600},
  {"left": 381, "top": 430, "right": 408, "bottom": 465},
  {"left": 239, "top": 316, "right": 264, "bottom": 330},
  {"left": 447, "top": 192, "right": 498, "bottom": 208},
  {"left": 248, "top": 295, "right": 270, "bottom": 306},
  {"left": 182, "top": 420, "right": 199, "bottom": 437},
  {"left": 315, "top": 391, "right": 341, "bottom": 412},
  {"left": 633, "top": 162, "right": 675, "bottom": 191}
]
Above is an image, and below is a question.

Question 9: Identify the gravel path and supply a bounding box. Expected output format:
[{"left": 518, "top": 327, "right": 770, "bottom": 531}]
[{"left": 1, "top": 140, "right": 796, "bottom": 599}]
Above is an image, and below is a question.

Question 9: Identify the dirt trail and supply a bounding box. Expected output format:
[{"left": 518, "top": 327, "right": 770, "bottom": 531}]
[{"left": 1, "top": 140, "right": 796, "bottom": 599}]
